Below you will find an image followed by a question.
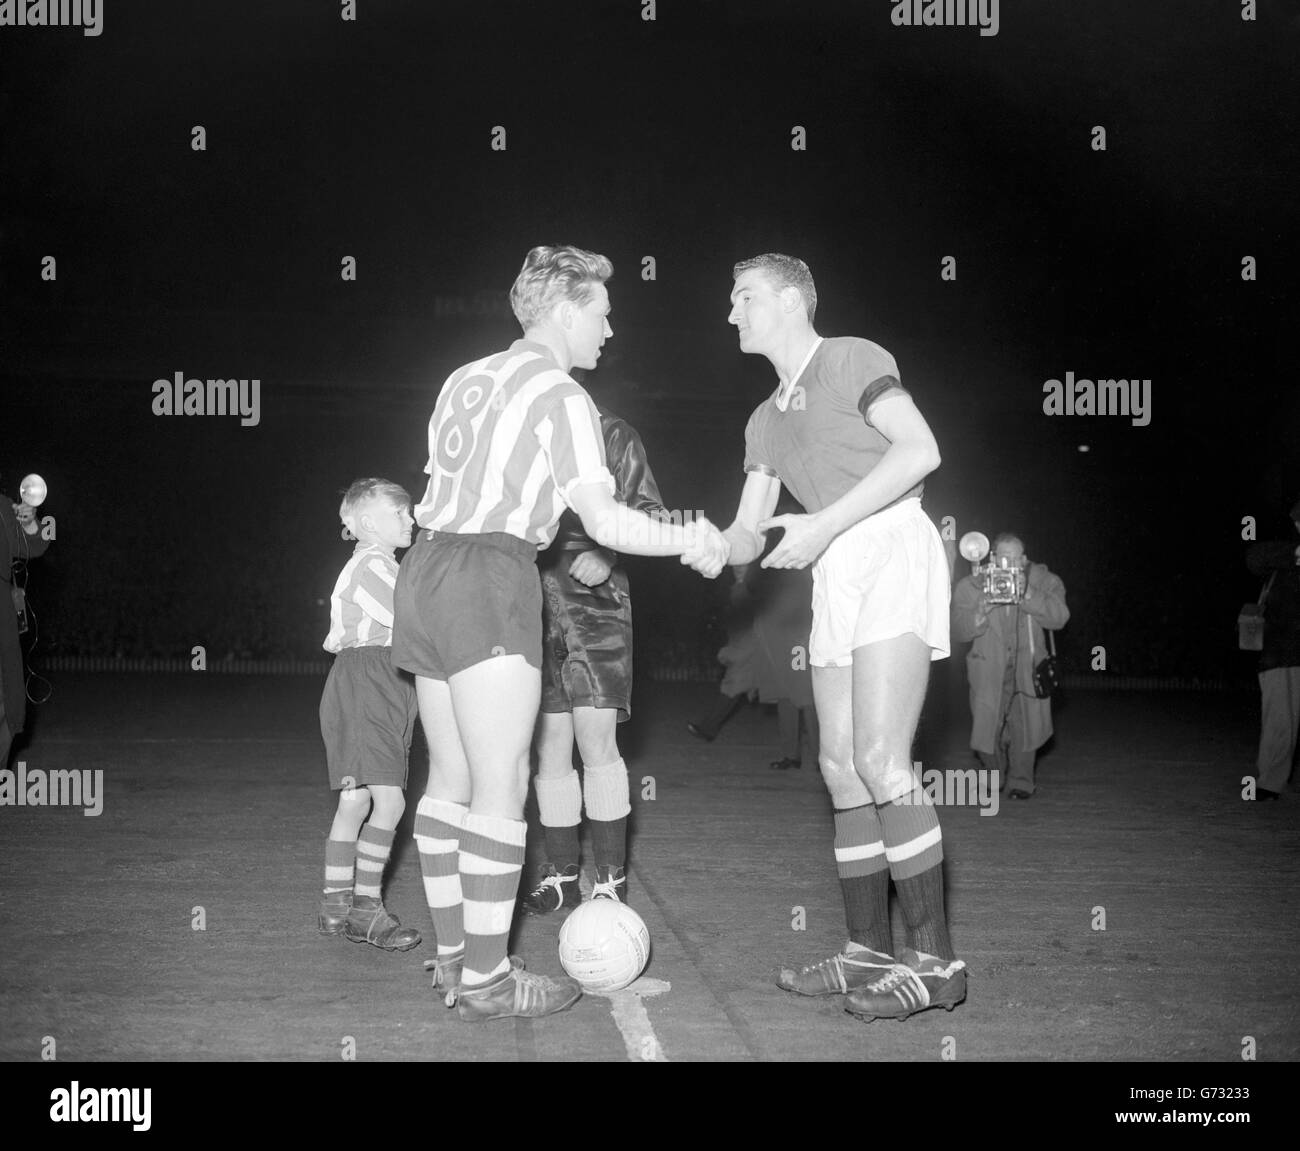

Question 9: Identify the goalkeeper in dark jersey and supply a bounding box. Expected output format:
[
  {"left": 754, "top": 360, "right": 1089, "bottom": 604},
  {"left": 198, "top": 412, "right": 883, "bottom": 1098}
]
[{"left": 525, "top": 407, "right": 666, "bottom": 913}]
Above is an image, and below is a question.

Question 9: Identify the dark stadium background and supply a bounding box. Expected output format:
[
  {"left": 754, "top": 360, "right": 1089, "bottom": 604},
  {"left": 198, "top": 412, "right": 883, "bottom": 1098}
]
[{"left": 2, "top": 0, "right": 1296, "bottom": 682}]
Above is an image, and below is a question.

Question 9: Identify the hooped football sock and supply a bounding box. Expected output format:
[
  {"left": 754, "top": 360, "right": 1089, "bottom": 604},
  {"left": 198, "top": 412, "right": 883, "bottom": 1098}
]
[
  {"left": 893, "top": 863, "right": 954, "bottom": 961},
  {"left": 459, "top": 813, "right": 526, "bottom": 985},
  {"left": 833, "top": 804, "right": 892, "bottom": 955},
  {"left": 323, "top": 838, "right": 356, "bottom": 896},
  {"left": 878, "top": 784, "right": 953, "bottom": 960},
  {"left": 353, "top": 824, "right": 396, "bottom": 900},
  {"left": 414, "top": 796, "right": 467, "bottom": 956}
]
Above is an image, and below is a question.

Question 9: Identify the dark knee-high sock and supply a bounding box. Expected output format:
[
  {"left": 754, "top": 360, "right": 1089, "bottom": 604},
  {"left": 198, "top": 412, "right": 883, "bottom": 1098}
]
[
  {"left": 877, "top": 784, "right": 953, "bottom": 960},
  {"left": 535, "top": 771, "right": 582, "bottom": 869},
  {"left": 833, "top": 803, "right": 893, "bottom": 955},
  {"left": 584, "top": 758, "right": 629, "bottom": 869}
]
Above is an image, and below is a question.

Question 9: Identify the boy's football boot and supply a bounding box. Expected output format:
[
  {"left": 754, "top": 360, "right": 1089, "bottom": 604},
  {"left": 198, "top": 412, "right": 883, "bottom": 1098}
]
[
  {"left": 318, "top": 891, "right": 352, "bottom": 936},
  {"left": 343, "top": 896, "right": 422, "bottom": 952}
]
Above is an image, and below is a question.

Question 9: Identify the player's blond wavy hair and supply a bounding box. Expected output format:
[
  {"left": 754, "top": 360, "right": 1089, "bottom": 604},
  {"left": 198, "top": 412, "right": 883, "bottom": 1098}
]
[
  {"left": 510, "top": 245, "right": 614, "bottom": 330},
  {"left": 733, "top": 253, "right": 818, "bottom": 325}
]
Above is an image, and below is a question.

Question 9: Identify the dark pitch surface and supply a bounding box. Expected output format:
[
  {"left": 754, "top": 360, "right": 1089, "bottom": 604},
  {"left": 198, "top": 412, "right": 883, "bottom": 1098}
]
[{"left": 0, "top": 672, "right": 1296, "bottom": 1062}]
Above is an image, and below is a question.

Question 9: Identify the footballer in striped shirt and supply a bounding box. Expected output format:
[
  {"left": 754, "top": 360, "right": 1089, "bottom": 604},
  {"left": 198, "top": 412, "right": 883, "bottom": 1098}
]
[{"left": 396, "top": 245, "right": 731, "bottom": 1022}]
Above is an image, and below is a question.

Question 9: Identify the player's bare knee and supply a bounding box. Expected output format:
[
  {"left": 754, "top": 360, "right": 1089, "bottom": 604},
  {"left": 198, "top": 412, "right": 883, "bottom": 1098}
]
[
  {"left": 337, "top": 785, "right": 371, "bottom": 814},
  {"left": 818, "top": 753, "right": 860, "bottom": 804},
  {"left": 573, "top": 712, "right": 619, "bottom": 766},
  {"left": 368, "top": 785, "right": 405, "bottom": 824},
  {"left": 855, "top": 748, "right": 915, "bottom": 804},
  {"left": 536, "top": 738, "right": 574, "bottom": 779}
]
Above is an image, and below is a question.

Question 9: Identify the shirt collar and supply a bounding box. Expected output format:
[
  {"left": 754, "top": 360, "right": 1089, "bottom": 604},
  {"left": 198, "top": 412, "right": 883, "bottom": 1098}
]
[
  {"left": 774, "top": 337, "right": 824, "bottom": 412},
  {"left": 511, "top": 338, "right": 559, "bottom": 365}
]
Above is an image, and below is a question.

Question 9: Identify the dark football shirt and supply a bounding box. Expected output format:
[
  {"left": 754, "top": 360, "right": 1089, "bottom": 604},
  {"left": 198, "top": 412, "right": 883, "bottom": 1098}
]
[{"left": 743, "top": 336, "right": 922, "bottom": 514}]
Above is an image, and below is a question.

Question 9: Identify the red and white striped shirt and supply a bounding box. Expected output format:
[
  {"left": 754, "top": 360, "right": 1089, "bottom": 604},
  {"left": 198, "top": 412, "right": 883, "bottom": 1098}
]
[
  {"left": 323, "top": 542, "right": 400, "bottom": 652},
  {"left": 414, "top": 340, "right": 614, "bottom": 547}
]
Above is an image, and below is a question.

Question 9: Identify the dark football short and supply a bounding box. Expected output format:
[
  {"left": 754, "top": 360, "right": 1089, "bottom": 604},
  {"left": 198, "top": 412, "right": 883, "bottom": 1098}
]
[
  {"left": 319, "top": 646, "right": 417, "bottom": 790},
  {"left": 392, "top": 529, "right": 543, "bottom": 680},
  {"left": 539, "top": 554, "right": 634, "bottom": 722}
]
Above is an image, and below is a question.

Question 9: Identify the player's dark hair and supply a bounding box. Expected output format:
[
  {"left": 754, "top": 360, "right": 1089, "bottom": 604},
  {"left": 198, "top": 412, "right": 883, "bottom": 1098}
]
[
  {"left": 993, "top": 531, "right": 1026, "bottom": 553},
  {"left": 733, "top": 253, "right": 818, "bottom": 324},
  {"left": 510, "top": 245, "right": 613, "bottom": 330}
]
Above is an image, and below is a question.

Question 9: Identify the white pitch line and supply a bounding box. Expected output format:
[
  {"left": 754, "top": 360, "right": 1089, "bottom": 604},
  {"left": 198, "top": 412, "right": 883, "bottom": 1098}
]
[{"left": 599, "top": 977, "right": 671, "bottom": 1062}]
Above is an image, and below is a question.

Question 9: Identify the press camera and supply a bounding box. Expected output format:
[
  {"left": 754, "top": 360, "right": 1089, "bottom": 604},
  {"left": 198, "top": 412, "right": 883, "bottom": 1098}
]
[{"left": 959, "top": 531, "right": 1027, "bottom": 605}]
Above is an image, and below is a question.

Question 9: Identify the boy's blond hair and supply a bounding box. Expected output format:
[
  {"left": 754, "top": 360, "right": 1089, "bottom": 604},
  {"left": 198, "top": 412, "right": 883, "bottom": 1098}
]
[{"left": 339, "top": 478, "right": 411, "bottom": 535}]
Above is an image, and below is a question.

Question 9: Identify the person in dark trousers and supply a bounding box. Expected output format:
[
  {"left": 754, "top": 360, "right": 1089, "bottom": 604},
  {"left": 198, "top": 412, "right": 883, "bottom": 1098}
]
[
  {"left": 1, "top": 489, "right": 49, "bottom": 771},
  {"left": 1245, "top": 498, "right": 1300, "bottom": 800},
  {"left": 951, "top": 533, "right": 1069, "bottom": 799},
  {"left": 688, "top": 564, "right": 758, "bottom": 743},
  {"left": 524, "top": 407, "right": 667, "bottom": 913}
]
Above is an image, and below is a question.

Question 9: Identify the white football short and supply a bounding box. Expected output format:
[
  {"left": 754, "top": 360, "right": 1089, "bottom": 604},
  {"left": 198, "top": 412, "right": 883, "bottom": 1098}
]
[{"left": 810, "top": 498, "right": 951, "bottom": 667}]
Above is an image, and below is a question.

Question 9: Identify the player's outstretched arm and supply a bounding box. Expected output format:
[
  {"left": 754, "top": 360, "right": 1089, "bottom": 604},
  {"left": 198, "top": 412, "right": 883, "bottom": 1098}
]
[
  {"left": 570, "top": 481, "right": 697, "bottom": 558},
  {"left": 723, "top": 470, "right": 781, "bottom": 568}
]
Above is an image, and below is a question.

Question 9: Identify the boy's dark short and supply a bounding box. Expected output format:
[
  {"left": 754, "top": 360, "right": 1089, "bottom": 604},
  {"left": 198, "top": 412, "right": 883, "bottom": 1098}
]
[
  {"left": 393, "top": 530, "right": 543, "bottom": 680},
  {"left": 539, "top": 557, "right": 633, "bottom": 722},
  {"left": 320, "top": 646, "right": 417, "bottom": 790}
]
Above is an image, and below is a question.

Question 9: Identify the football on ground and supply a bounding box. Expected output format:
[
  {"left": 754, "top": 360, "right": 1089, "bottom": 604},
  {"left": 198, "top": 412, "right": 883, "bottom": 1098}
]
[{"left": 558, "top": 900, "right": 652, "bottom": 992}]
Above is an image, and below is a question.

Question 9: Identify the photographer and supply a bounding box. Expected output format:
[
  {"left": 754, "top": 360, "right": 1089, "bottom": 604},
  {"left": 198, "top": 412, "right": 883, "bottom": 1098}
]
[
  {"left": 1244, "top": 498, "right": 1300, "bottom": 799},
  {"left": 1, "top": 489, "right": 49, "bottom": 771},
  {"left": 952, "top": 533, "right": 1069, "bottom": 799}
]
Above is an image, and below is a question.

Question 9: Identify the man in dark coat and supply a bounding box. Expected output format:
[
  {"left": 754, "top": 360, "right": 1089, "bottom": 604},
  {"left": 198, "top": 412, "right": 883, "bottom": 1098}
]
[
  {"left": 1245, "top": 498, "right": 1300, "bottom": 799},
  {"left": 952, "top": 533, "right": 1069, "bottom": 799},
  {"left": 1, "top": 492, "right": 50, "bottom": 769}
]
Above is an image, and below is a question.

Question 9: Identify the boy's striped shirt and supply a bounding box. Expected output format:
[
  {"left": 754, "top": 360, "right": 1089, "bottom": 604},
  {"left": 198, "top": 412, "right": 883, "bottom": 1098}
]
[
  {"left": 414, "top": 339, "right": 613, "bottom": 547},
  {"left": 323, "top": 542, "right": 400, "bottom": 652}
]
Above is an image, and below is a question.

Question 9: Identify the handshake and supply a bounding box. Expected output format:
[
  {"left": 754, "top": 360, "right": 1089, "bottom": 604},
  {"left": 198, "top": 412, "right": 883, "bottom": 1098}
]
[{"left": 681, "top": 516, "right": 730, "bottom": 579}]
